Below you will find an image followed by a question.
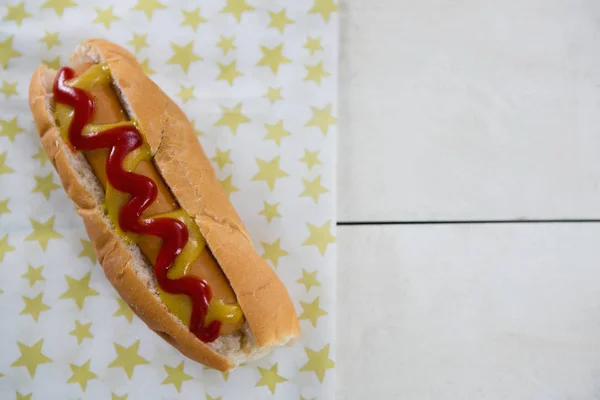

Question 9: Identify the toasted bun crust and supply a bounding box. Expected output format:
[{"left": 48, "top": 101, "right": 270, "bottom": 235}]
[{"left": 28, "top": 39, "right": 299, "bottom": 370}]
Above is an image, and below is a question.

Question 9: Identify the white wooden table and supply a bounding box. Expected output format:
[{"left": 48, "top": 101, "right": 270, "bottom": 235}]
[{"left": 337, "top": 1, "right": 600, "bottom": 398}]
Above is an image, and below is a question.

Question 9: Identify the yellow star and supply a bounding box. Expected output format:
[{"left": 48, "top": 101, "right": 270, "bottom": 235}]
[
  {"left": 259, "top": 201, "right": 281, "bottom": 223},
  {"left": 268, "top": 9, "right": 294, "bottom": 33},
  {"left": 41, "top": 31, "right": 60, "bottom": 49},
  {"left": 300, "top": 344, "right": 335, "bottom": 382},
  {"left": 33, "top": 146, "right": 50, "bottom": 166},
  {"left": 128, "top": 33, "right": 148, "bottom": 53},
  {"left": 190, "top": 120, "right": 204, "bottom": 136},
  {"left": 114, "top": 298, "right": 134, "bottom": 323},
  {"left": 264, "top": 120, "right": 290, "bottom": 146},
  {"left": 219, "top": 174, "right": 239, "bottom": 197},
  {"left": 162, "top": 361, "right": 193, "bottom": 392},
  {"left": 20, "top": 293, "right": 51, "bottom": 322},
  {"left": 78, "top": 239, "right": 97, "bottom": 264},
  {"left": 264, "top": 87, "right": 283, "bottom": 104},
  {"left": 297, "top": 269, "right": 320, "bottom": 292},
  {"left": 261, "top": 238, "right": 288, "bottom": 267},
  {"left": 220, "top": 371, "right": 229, "bottom": 381},
  {"left": 305, "top": 61, "right": 331, "bottom": 85},
  {"left": 94, "top": 6, "right": 120, "bottom": 29},
  {"left": 0, "top": 81, "right": 17, "bottom": 98},
  {"left": 108, "top": 340, "right": 149, "bottom": 379},
  {"left": 0, "top": 35, "right": 22, "bottom": 68},
  {"left": 181, "top": 8, "right": 206, "bottom": 31},
  {"left": 212, "top": 148, "right": 233, "bottom": 170},
  {"left": 206, "top": 395, "right": 222, "bottom": 400},
  {"left": 42, "top": 56, "right": 61, "bottom": 70},
  {"left": 257, "top": 43, "right": 291, "bottom": 74},
  {"left": 303, "top": 220, "right": 335, "bottom": 256},
  {"left": 0, "top": 117, "right": 23, "bottom": 142},
  {"left": 304, "top": 36, "right": 324, "bottom": 55},
  {"left": 68, "top": 360, "right": 97, "bottom": 391},
  {"left": 3, "top": 2, "right": 31, "bottom": 26},
  {"left": 139, "top": 58, "right": 156, "bottom": 76},
  {"left": 16, "top": 393, "right": 32, "bottom": 400},
  {"left": 131, "top": 0, "right": 165, "bottom": 19},
  {"left": 306, "top": 104, "right": 336, "bottom": 135},
  {"left": 41, "top": 0, "right": 77, "bottom": 17},
  {"left": 301, "top": 176, "right": 328, "bottom": 203},
  {"left": 11, "top": 339, "right": 52, "bottom": 378},
  {"left": 70, "top": 321, "right": 93, "bottom": 344},
  {"left": 22, "top": 264, "right": 45, "bottom": 287},
  {"left": 217, "top": 36, "right": 236, "bottom": 54},
  {"left": 26, "top": 216, "right": 63, "bottom": 251},
  {"left": 214, "top": 103, "right": 250, "bottom": 134},
  {"left": 256, "top": 363, "right": 287, "bottom": 394},
  {"left": 217, "top": 61, "right": 243, "bottom": 86},
  {"left": 252, "top": 156, "right": 288, "bottom": 190},
  {"left": 299, "top": 297, "right": 327, "bottom": 327},
  {"left": 59, "top": 272, "right": 99, "bottom": 309},
  {"left": 0, "top": 152, "right": 14, "bottom": 174},
  {"left": 309, "top": 0, "right": 338, "bottom": 22},
  {"left": 300, "top": 149, "right": 322, "bottom": 170},
  {"left": 300, "top": 396, "right": 316, "bottom": 400},
  {"left": 177, "top": 85, "right": 196, "bottom": 103},
  {"left": 0, "top": 199, "right": 10, "bottom": 214},
  {"left": 112, "top": 394, "right": 128, "bottom": 400},
  {"left": 221, "top": 0, "right": 254, "bottom": 22},
  {"left": 32, "top": 173, "right": 60, "bottom": 200},
  {"left": 0, "top": 234, "right": 15, "bottom": 262},
  {"left": 167, "top": 41, "right": 202, "bottom": 73}
]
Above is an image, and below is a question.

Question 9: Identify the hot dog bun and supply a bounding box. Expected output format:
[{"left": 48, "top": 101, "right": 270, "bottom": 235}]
[{"left": 28, "top": 39, "right": 299, "bottom": 371}]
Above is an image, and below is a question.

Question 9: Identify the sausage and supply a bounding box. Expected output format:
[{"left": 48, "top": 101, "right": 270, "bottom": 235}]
[{"left": 72, "top": 63, "right": 244, "bottom": 334}]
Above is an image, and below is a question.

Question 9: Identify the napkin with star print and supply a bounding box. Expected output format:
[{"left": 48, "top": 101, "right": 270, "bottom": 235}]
[{"left": 0, "top": 0, "right": 337, "bottom": 398}]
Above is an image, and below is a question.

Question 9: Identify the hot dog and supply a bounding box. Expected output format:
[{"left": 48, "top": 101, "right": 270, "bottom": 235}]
[{"left": 28, "top": 39, "right": 299, "bottom": 370}]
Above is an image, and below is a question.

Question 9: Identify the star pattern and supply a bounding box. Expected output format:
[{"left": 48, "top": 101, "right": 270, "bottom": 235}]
[
  {"left": 264, "top": 120, "right": 291, "bottom": 146},
  {"left": 3, "top": 2, "right": 31, "bottom": 26},
  {"left": 11, "top": 339, "right": 52, "bottom": 378},
  {"left": 252, "top": 156, "right": 289, "bottom": 190},
  {"left": 306, "top": 104, "right": 336, "bottom": 135},
  {"left": 22, "top": 264, "right": 45, "bottom": 287},
  {"left": 299, "top": 297, "right": 327, "bottom": 327},
  {"left": 78, "top": 239, "right": 97, "bottom": 264},
  {"left": 94, "top": 6, "right": 120, "bottom": 29},
  {"left": 261, "top": 238, "right": 288, "bottom": 267},
  {"left": 167, "top": 41, "right": 202, "bottom": 73},
  {"left": 256, "top": 363, "right": 287, "bottom": 394},
  {"left": 297, "top": 269, "right": 321, "bottom": 292},
  {"left": 114, "top": 298, "right": 134, "bottom": 323},
  {"left": 215, "top": 103, "right": 251, "bottom": 134},
  {"left": 0, "top": 36, "right": 22, "bottom": 68},
  {"left": 303, "top": 220, "right": 335, "bottom": 255},
  {"left": 217, "top": 61, "right": 243, "bottom": 86},
  {"left": 268, "top": 9, "right": 294, "bottom": 33},
  {"left": 257, "top": 44, "right": 291, "bottom": 74},
  {"left": 20, "top": 293, "right": 51, "bottom": 322},
  {"left": 25, "top": 217, "right": 63, "bottom": 250},
  {"left": 181, "top": 8, "right": 207, "bottom": 31},
  {"left": 301, "top": 176, "right": 328, "bottom": 203},
  {"left": 68, "top": 360, "right": 97, "bottom": 390},
  {"left": 70, "top": 321, "right": 93, "bottom": 344},
  {"left": 32, "top": 173, "right": 60, "bottom": 200},
  {"left": 162, "top": 361, "right": 193, "bottom": 392},
  {"left": 59, "top": 272, "right": 99, "bottom": 309},
  {"left": 108, "top": 340, "right": 149, "bottom": 379},
  {"left": 259, "top": 201, "right": 281, "bottom": 223},
  {"left": 300, "top": 344, "right": 335, "bottom": 382},
  {"left": 221, "top": 0, "right": 255, "bottom": 22},
  {"left": 2, "top": 2, "right": 336, "bottom": 398},
  {"left": 131, "top": 0, "right": 165, "bottom": 19}
]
